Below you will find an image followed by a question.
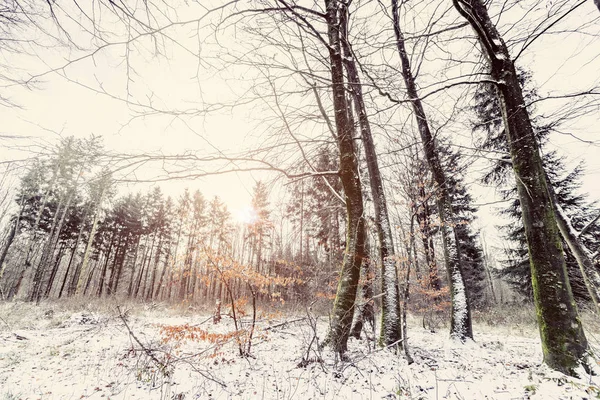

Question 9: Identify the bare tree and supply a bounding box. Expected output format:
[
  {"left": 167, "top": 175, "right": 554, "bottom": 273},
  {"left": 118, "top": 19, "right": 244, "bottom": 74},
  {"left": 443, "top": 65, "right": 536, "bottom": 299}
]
[
  {"left": 339, "top": 2, "right": 401, "bottom": 348},
  {"left": 390, "top": 0, "right": 472, "bottom": 342}
]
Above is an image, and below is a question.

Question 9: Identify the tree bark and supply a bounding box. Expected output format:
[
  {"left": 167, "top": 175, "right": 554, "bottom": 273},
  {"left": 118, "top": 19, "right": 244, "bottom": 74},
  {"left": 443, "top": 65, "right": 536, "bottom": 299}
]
[
  {"left": 75, "top": 195, "right": 103, "bottom": 295},
  {"left": 453, "top": 0, "right": 589, "bottom": 375},
  {"left": 97, "top": 233, "right": 117, "bottom": 297},
  {"left": 350, "top": 229, "right": 375, "bottom": 340},
  {"left": 391, "top": 0, "right": 472, "bottom": 341},
  {"left": 323, "top": 0, "right": 367, "bottom": 355},
  {"left": 416, "top": 184, "right": 442, "bottom": 291},
  {"left": 0, "top": 196, "right": 25, "bottom": 285},
  {"left": 340, "top": 5, "right": 401, "bottom": 347},
  {"left": 43, "top": 243, "right": 66, "bottom": 298},
  {"left": 548, "top": 186, "right": 600, "bottom": 312},
  {"left": 30, "top": 194, "right": 65, "bottom": 302}
]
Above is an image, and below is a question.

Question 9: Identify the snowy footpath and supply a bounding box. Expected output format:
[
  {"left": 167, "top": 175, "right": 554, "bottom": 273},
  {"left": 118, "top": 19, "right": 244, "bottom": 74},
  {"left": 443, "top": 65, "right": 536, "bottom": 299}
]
[{"left": 0, "top": 302, "right": 598, "bottom": 399}]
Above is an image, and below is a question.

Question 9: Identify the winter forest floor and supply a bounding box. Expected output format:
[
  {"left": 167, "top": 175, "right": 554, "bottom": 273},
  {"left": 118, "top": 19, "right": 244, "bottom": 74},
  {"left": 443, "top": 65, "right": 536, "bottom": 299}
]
[{"left": 0, "top": 300, "right": 599, "bottom": 400}]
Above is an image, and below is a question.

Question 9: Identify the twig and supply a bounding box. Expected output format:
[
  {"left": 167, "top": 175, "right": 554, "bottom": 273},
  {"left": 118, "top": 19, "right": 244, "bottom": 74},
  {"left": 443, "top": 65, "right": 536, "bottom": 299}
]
[
  {"left": 246, "top": 283, "right": 256, "bottom": 356},
  {"left": 191, "top": 315, "right": 214, "bottom": 327},
  {"left": 0, "top": 315, "right": 11, "bottom": 330},
  {"left": 117, "top": 305, "right": 169, "bottom": 374},
  {"left": 0, "top": 315, "right": 27, "bottom": 340},
  {"left": 264, "top": 317, "right": 306, "bottom": 331}
]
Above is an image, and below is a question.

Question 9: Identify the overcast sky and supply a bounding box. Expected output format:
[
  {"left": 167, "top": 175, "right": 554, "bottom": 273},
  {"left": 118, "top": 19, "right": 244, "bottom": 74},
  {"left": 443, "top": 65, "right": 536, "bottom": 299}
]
[{"left": 2, "top": 0, "right": 599, "bottom": 250}]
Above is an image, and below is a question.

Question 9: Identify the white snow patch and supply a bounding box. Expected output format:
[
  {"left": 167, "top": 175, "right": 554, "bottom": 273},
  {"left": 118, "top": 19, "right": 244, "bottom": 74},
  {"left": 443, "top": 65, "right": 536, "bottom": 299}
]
[{"left": 0, "top": 305, "right": 598, "bottom": 399}]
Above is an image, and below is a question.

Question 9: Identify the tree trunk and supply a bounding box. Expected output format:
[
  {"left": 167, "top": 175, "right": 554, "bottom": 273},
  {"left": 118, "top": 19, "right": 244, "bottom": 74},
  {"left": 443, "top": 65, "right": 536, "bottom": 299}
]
[
  {"left": 549, "top": 190, "right": 600, "bottom": 312},
  {"left": 350, "top": 229, "right": 375, "bottom": 340},
  {"left": 340, "top": 6, "right": 401, "bottom": 347},
  {"left": 97, "top": 234, "right": 117, "bottom": 297},
  {"left": 75, "top": 198, "right": 102, "bottom": 295},
  {"left": 126, "top": 235, "right": 143, "bottom": 297},
  {"left": 391, "top": 0, "right": 472, "bottom": 341},
  {"left": 58, "top": 211, "right": 88, "bottom": 298},
  {"left": 402, "top": 215, "right": 416, "bottom": 364},
  {"left": 147, "top": 235, "right": 163, "bottom": 301},
  {"left": 154, "top": 245, "right": 171, "bottom": 299},
  {"left": 323, "top": 0, "right": 367, "bottom": 355},
  {"left": 43, "top": 243, "right": 66, "bottom": 298},
  {"left": 452, "top": 0, "right": 589, "bottom": 375},
  {"left": 416, "top": 185, "right": 442, "bottom": 290},
  {"left": 39, "top": 188, "right": 80, "bottom": 301},
  {"left": 22, "top": 166, "right": 59, "bottom": 275},
  {"left": 135, "top": 233, "right": 156, "bottom": 299},
  {"left": 30, "top": 195, "right": 65, "bottom": 302},
  {"left": 59, "top": 239, "right": 79, "bottom": 299},
  {"left": 0, "top": 196, "right": 25, "bottom": 285}
]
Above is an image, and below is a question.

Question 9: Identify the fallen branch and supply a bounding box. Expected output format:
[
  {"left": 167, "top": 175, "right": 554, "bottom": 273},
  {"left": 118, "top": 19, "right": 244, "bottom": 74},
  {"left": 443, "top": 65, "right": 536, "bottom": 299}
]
[
  {"left": 117, "top": 306, "right": 169, "bottom": 375},
  {"left": 264, "top": 317, "right": 306, "bottom": 331}
]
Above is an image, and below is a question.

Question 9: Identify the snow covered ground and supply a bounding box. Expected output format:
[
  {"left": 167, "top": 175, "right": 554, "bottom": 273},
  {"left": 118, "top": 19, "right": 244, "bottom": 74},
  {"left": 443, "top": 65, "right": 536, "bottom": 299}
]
[{"left": 0, "top": 300, "right": 598, "bottom": 399}]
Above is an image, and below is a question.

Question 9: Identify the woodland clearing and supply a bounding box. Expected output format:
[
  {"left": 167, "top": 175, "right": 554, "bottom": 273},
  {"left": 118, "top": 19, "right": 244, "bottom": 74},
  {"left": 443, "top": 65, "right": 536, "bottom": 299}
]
[{"left": 0, "top": 300, "right": 599, "bottom": 400}]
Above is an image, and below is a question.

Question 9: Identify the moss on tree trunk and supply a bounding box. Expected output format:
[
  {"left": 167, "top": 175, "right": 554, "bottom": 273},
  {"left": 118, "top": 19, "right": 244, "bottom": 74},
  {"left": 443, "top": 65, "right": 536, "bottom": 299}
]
[
  {"left": 323, "top": 0, "right": 366, "bottom": 355},
  {"left": 453, "top": 0, "right": 589, "bottom": 375},
  {"left": 392, "top": 0, "right": 473, "bottom": 341}
]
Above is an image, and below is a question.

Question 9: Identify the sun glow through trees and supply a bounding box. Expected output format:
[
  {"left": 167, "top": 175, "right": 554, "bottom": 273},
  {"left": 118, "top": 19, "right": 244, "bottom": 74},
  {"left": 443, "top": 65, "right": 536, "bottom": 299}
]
[{"left": 235, "top": 205, "right": 258, "bottom": 225}]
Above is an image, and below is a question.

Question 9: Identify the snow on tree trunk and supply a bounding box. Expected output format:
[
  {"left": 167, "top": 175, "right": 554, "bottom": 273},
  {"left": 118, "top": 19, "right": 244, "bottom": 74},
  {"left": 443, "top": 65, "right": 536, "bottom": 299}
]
[
  {"left": 323, "top": 0, "right": 367, "bottom": 355},
  {"left": 550, "top": 194, "right": 600, "bottom": 313},
  {"left": 339, "top": 6, "right": 401, "bottom": 347},
  {"left": 453, "top": 0, "right": 590, "bottom": 375},
  {"left": 391, "top": 0, "right": 473, "bottom": 341},
  {"left": 0, "top": 196, "right": 24, "bottom": 286}
]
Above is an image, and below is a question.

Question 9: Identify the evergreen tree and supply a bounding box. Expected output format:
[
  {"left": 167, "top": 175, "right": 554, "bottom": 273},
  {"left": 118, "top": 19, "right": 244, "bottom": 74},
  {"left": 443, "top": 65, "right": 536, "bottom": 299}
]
[
  {"left": 441, "top": 146, "right": 487, "bottom": 309},
  {"left": 249, "top": 181, "right": 271, "bottom": 273},
  {"left": 285, "top": 146, "right": 344, "bottom": 300},
  {"left": 472, "top": 71, "right": 600, "bottom": 303}
]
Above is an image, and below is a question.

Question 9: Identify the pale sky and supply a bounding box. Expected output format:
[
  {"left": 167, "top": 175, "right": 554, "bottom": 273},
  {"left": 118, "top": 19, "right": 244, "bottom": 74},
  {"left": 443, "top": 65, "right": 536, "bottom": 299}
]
[{"left": 1, "top": 0, "right": 599, "bottom": 250}]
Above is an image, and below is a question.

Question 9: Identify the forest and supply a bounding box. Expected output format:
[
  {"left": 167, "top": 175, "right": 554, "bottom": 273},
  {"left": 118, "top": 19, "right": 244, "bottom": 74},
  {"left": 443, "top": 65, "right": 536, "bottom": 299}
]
[{"left": 1, "top": 0, "right": 600, "bottom": 399}]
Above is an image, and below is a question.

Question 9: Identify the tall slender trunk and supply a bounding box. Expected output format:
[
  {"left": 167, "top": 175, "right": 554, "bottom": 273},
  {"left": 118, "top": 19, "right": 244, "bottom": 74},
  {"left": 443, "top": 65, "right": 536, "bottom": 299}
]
[
  {"left": 416, "top": 185, "right": 441, "bottom": 290},
  {"left": 111, "top": 247, "right": 128, "bottom": 295},
  {"left": 37, "top": 187, "right": 80, "bottom": 301},
  {"left": 59, "top": 237, "right": 80, "bottom": 299},
  {"left": 147, "top": 235, "right": 163, "bottom": 301},
  {"left": 180, "top": 233, "right": 194, "bottom": 300},
  {"left": 97, "top": 234, "right": 117, "bottom": 297},
  {"left": 75, "top": 192, "right": 104, "bottom": 295},
  {"left": 453, "top": 0, "right": 589, "bottom": 375},
  {"left": 126, "top": 235, "right": 143, "bottom": 297},
  {"left": 391, "top": 0, "right": 472, "bottom": 341},
  {"left": 154, "top": 245, "right": 171, "bottom": 299},
  {"left": 0, "top": 196, "right": 25, "bottom": 287},
  {"left": 135, "top": 233, "right": 156, "bottom": 298},
  {"left": 23, "top": 166, "right": 59, "bottom": 272},
  {"left": 340, "top": 7, "right": 401, "bottom": 346},
  {"left": 105, "top": 237, "right": 125, "bottom": 296},
  {"left": 83, "top": 258, "right": 98, "bottom": 296},
  {"left": 350, "top": 228, "right": 375, "bottom": 339},
  {"left": 30, "top": 195, "right": 65, "bottom": 302},
  {"left": 323, "top": 0, "right": 367, "bottom": 355},
  {"left": 401, "top": 215, "right": 416, "bottom": 364},
  {"left": 43, "top": 243, "right": 66, "bottom": 298},
  {"left": 299, "top": 180, "right": 304, "bottom": 266},
  {"left": 480, "top": 237, "right": 497, "bottom": 305}
]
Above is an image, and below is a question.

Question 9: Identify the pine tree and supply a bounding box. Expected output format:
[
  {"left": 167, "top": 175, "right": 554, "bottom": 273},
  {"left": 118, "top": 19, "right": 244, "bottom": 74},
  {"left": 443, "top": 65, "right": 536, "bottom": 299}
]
[
  {"left": 472, "top": 72, "right": 599, "bottom": 303},
  {"left": 456, "top": 0, "right": 590, "bottom": 374},
  {"left": 441, "top": 146, "right": 487, "bottom": 309},
  {"left": 249, "top": 181, "right": 272, "bottom": 275}
]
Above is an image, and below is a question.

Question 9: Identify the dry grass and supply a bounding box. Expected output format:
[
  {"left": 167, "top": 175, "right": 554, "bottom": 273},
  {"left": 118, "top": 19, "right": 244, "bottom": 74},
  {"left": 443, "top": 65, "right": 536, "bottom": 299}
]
[{"left": 0, "top": 297, "right": 186, "bottom": 331}]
